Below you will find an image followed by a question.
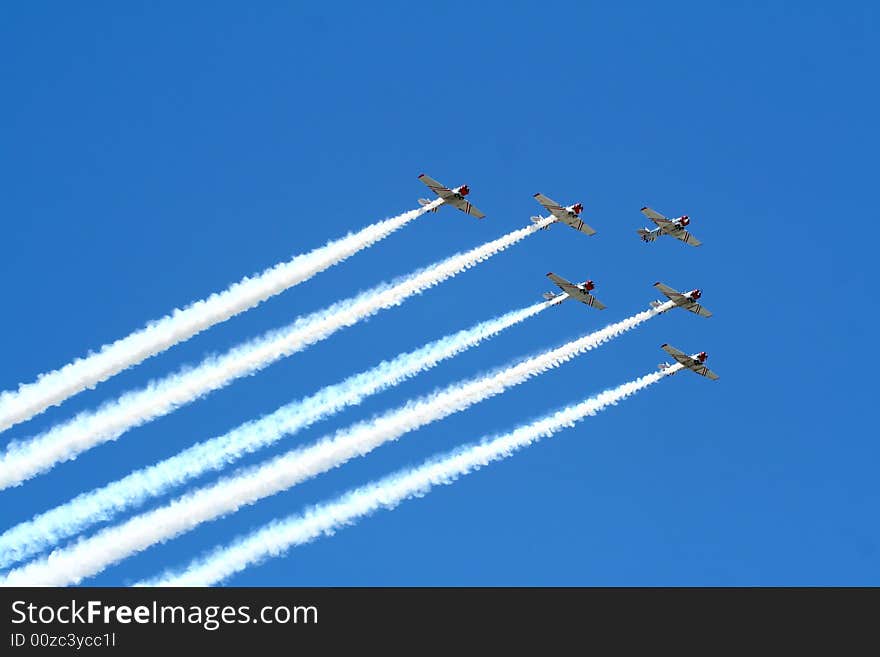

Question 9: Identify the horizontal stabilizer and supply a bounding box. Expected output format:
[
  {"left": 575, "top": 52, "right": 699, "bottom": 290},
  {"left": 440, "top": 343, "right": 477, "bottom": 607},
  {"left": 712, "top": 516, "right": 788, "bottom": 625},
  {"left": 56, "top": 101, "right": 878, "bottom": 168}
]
[{"left": 418, "top": 198, "right": 440, "bottom": 213}]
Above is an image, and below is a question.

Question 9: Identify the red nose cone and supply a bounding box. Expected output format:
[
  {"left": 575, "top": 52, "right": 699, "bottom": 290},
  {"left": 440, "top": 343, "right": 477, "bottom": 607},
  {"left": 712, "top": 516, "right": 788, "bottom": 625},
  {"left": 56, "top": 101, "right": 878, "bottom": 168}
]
[
  {"left": 458, "top": 184, "right": 470, "bottom": 197},
  {"left": 584, "top": 280, "right": 595, "bottom": 291},
  {"left": 697, "top": 351, "right": 708, "bottom": 362},
  {"left": 572, "top": 203, "right": 583, "bottom": 215},
  {"left": 680, "top": 215, "right": 690, "bottom": 226},
  {"left": 692, "top": 289, "right": 702, "bottom": 299}
]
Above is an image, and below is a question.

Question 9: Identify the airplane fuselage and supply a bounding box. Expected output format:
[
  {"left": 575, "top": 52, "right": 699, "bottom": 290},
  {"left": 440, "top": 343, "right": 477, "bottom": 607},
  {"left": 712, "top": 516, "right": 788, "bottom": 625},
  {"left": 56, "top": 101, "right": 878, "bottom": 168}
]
[
  {"left": 642, "top": 217, "right": 689, "bottom": 239},
  {"left": 674, "top": 290, "right": 701, "bottom": 305},
  {"left": 661, "top": 218, "right": 689, "bottom": 233}
]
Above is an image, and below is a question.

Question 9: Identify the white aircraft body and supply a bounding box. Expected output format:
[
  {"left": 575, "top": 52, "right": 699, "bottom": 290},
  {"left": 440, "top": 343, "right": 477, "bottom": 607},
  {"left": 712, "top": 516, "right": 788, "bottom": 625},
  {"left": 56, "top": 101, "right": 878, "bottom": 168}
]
[
  {"left": 543, "top": 272, "right": 606, "bottom": 310},
  {"left": 417, "top": 173, "right": 485, "bottom": 219},
  {"left": 659, "top": 344, "right": 719, "bottom": 380},
  {"left": 650, "top": 282, "right": 712, "bottom": 318},
  {"left": 637, "top": 207, "right": 701, "bottom": 246},
  {"left": 530, "top": 193, "right": 596, "bottom": 235}
]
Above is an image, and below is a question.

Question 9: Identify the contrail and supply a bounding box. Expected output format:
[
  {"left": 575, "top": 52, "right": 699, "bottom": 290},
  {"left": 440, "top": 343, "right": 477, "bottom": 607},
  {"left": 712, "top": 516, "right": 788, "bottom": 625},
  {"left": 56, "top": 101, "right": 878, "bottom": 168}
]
[
  {"left": 0, "top": 302, "right": 669, "bottom": 585},
  {"left": 0, "top": 299, "right": 559, "bottom": 567},
  {"left": 147, "top": 365, "right": 682, "bottom": 585},
  {"left": 0, "top": 216, "right": 554, "bottom": 490},
  {"left": 0, "top": 202, "right": 440, "bottom": 433}
]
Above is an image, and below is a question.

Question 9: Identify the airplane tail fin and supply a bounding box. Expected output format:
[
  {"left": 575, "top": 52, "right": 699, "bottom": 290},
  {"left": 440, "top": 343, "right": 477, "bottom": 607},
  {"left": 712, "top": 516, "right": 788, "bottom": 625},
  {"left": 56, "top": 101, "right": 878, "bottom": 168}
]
[
  {"left": 649, "top": 300, "right": 662, "bottom": 309},
  {"left": 637, "top": 228, "right": 656, "bottom": 242},
  {"left": 658, "top": 362, "right": 673, "bottom": 372},
  {"left": 542, "top": 291, "right": 561, "bottom": 301},
  {"left": 418, "top": 198, "right": 440, "bottom": 213},
  {"left": 530, "top": 216, "right": 550, "bottom": 230}
]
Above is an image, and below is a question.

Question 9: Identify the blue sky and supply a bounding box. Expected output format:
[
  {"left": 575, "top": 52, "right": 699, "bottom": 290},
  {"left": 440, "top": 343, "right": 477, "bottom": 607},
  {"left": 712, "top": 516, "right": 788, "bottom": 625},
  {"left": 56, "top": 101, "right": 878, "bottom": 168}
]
[{"left": 1, "top": 1, "right": 876, "bottom": 585}]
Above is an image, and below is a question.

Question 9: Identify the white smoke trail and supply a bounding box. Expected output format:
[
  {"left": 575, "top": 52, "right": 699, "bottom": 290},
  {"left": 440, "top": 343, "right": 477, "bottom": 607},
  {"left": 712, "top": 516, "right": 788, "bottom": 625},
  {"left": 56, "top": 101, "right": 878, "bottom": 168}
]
[
  {"left": 151, "top": 366, "right": 682, "bottom": 586},
  {"left": 147, "top": 365, "right": 682, "bottom": 585},
  {"left": 0, "top": 301, "right": 668, "bottom": 586},
  {"left": 0, "top": 216, "right": 554, "bottom": 490},
  {"left": 0, "top": 299, "right": 559, "bottom": 567},
  {"left": 0, "top": 203, "right": 439, "bottom": 434}
]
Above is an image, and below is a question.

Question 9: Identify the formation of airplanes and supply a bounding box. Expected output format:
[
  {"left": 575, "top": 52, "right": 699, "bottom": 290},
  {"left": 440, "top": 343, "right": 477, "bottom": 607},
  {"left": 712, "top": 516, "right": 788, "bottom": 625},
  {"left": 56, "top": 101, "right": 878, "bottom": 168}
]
[
  {"left": 417, "top": 173, "right": 719, "bottom": 381},
  {"left": 417, "top": 173, "right": 702, "bottom": 247}
]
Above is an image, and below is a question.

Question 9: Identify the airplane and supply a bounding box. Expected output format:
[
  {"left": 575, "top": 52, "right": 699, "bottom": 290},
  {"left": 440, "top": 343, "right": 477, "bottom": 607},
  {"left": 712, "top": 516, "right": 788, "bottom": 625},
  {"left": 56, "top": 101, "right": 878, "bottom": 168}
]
[
  {"left": 543, "top": 272, "right": 606, "bottom": 310},
  {"left": 650, "top": 282, "right": 712, "bottom": 318},
  {"left": 658, "top": 343, "right": 719, "bottom": 380},
  {"left": 637, "top": 207, "right": 702, "bottom": 246},
  {"left": 530, "top": 193, "right": 596, "bottom": 236},
  {"left": 417, "top": 173, "right": 486, "bottom": 219}
]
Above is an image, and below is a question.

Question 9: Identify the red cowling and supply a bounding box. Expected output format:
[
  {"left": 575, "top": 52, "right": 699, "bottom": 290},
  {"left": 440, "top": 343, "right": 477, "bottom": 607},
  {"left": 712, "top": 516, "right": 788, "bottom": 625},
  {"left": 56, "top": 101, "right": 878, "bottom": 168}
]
[
  {"left": 583, "top": 280, "right": 595, "bottom": 291},
  {"left": 458, "top": 184, "right": 470, "bottom": 197},
  {"left": 679, "top": 215, "right": 690, "bottom": 226},
  {"left": 572, "top": 202, "right": 583, "bottom": 215},
  {"left": 697, "top": 351, "right": 707, "bottom": 362},
  {"left": 691, "top": 289, "right": 702, "bottom": 300}
]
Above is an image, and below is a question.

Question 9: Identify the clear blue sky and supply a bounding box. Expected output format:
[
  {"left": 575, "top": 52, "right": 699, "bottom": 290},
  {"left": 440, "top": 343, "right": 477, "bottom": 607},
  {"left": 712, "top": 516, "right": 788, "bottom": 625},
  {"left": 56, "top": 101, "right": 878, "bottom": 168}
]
[{"left": 1, "top": 2, "right": 876, "bottom": 585}]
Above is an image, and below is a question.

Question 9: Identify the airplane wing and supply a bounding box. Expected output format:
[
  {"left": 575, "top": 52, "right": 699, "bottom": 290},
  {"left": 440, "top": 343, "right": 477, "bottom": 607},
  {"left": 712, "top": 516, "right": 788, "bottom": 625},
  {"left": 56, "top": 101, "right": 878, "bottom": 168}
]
[
  {"left": 446, "top": 196, "right": 485, "bottom": 219},
  {"left": 561, "top": 215, "right": 596, "bottom": 236},
  {"left": 665, "top": 226, "right": 702, "bottom": 247},
  {"left": 535, "top": 193, "right": 595, "bottom": 235},
  {"left": 547, "top": 272, "right": 581, "bottom": 296},
  {"left": 689, "top": 303, "right": 712, "bottom": 318},
  {"left": 661, "top": 343, "right": 688, "bottom": 361},
  {"left": 418, "top": 174, "right": 456, "bottom": 200},
  {"left": 534, "top": 193, "right": 567, "bottom": 219},
  {"left": 581, "top": 293, "right": 606, "bottom": 310},
  {"left": 640, "top": 206, "right": 668, "bottom": 224},
  {"left": 692, "top": 364, "right": 720, "bottom": 380},
  {"left": 547, "top": 273, "right": 605, "bottom": 309},
  {"left": 654, "top": 282, "right": 686, "bottom": 303}
]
